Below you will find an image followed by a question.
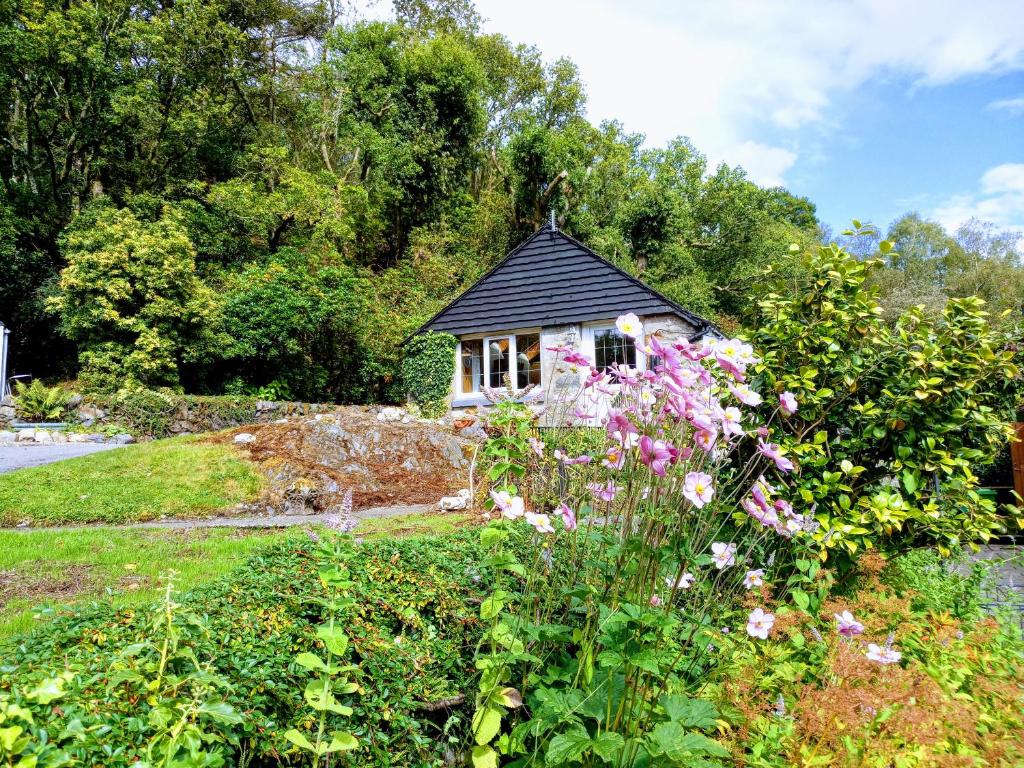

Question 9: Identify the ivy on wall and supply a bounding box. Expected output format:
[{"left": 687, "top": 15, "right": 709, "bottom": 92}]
[{"left": 402, "top": 332, "right": 457, "bottom": 418}]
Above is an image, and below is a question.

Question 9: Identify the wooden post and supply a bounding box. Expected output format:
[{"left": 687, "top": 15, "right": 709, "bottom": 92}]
[{"left": 1010, "top": 422, "right": 1024, "bottom": 500}]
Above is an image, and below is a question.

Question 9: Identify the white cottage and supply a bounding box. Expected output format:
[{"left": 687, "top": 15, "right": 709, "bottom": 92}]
[{"left": 408, "top": 221, "right": 719, "bottom": 410}]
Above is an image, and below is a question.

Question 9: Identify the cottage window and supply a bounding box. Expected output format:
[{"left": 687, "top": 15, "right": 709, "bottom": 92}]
[
  {"left": 488, "top": 337, "right": 511, "bottom": 387},
  {"left": 516, "top": 333, "right": 541, "bottom": 388},
  {"left": 457, "top": 331, "right": 542, "bottom": 399},
  {"left": 592, "top": 326, "right": 637, "bottom": 370},
  {"left": 461, "top": 339, "right": 483, "bottom": 393}
]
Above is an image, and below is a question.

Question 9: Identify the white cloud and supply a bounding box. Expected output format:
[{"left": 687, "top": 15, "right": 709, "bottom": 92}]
[
  {"left": 467, "top": 0, "right": 1024, "bottom": 187},
  {"left": 986, "top": 96, "right": 1024, "bottom": 114},
  {"left": 933, "top": 164, "right": 1024, "bottom": 231}
]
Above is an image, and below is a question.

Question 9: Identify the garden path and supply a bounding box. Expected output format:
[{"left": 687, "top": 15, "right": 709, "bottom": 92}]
[
  {"left": 0, "top": 443, "right": 124, "bottom": 474},
  {"left": 6, "top": 502, "right": 436, "bottom": 532}
]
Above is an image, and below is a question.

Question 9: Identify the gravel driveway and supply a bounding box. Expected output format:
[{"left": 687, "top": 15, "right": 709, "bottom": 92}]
[{"left": 0, "top": 443, "right": 125, "bottom": 474}]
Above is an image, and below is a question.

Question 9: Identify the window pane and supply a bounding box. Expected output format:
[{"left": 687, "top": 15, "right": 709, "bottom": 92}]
[
  {"left": 461, "top": 339, "right": 483, "bottom": 393},
  {"left": 515, "top": 333, "right": 541, "bottom": 388},
  {"left": 488, "top": 337, "right": 510, "bottom": 387},
  {"left": 594, "top": 328, "right": 636, "bottom": 370}
]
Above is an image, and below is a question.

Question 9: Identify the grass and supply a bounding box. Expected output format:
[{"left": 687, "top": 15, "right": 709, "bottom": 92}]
[
  {"left": 0, "top": 526, "right": 290, "bottom": 638},
  {"left": 0, "top": 436, "right": 264, "bottom": 526},
  {"left": 0, "top": 510, "right": 477, "bottom": 639},
  {"left": 352, "top": 510, "right": 476, "bottom": 539}
]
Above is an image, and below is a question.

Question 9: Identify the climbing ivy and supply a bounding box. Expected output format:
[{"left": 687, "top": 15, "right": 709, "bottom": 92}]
[{"left": 402, "top": 333, "right": 457, "bottom": 418}]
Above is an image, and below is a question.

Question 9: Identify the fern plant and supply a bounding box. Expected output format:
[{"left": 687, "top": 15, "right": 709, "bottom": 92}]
[{"left": 12, "top": 380, "right": 73, "bottom": 422}]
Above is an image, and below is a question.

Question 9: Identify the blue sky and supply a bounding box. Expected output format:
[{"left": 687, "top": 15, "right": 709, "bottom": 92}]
[{"left": 361, "top": 0, "right": 1024, "bottom": 235}]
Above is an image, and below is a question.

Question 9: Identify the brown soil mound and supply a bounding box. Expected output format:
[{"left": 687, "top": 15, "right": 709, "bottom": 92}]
[{"left": 214, "top": 407, "right": 480, "bottom": 514}]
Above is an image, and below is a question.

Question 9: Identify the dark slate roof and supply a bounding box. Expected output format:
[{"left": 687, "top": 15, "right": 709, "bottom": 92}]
[{"left": 409, "top": 223, "right": 716, "bottom": 340}]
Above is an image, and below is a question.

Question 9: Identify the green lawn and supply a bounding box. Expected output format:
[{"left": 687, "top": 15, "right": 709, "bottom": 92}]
[
  {"left": 0, "top": 436, "right": 264, "bottom": 526},
  {"left": 0, "top": 511, "right": 475, "bottom": 639},
  {"left": 0, "top": 526, "right": 290, "bottom": 637}
]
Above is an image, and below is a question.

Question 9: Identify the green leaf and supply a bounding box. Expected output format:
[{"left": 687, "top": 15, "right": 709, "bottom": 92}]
[
  {"left": 197, "top": 701, "right": 243, "bottom": 724},
  {"left": 0, "top": 725, "right": 23, "bottom": 751},
  {"left": 472, "top": 745, "right": 499, "bottom": 768},
  {"left": 326, "top": 731, "right": 358, "bottom": 753},
  {"left": 590, "top": 731, "right": 625, "bottom": 763},
  {"left": 902, "top": 470, "right": 918, "bottom": 494},
  {"left": 660, "top": 695, "right": 718, "bottom": 730},
  {"left": 792, "top": 590, "right": 811, "bottom": 611},
  {"left": 546, "top": 725, "right": 591, "bottom": 765},
  {"left": 649, "top": 722, "right": 730, "bottom": 761},
  {"left": 26, "top": 678, "right": 66, "bottom": 704},
  {"left": 294, "top": 652, "right": 327, "bottom": 671},
  {"left": 284, "top": 728, "right": 316, "bottom": 752},
  {"left": 472, "top": 706, "right": 502, "bottom": 746},
  {"left": 316, "top": 624, "right": 349, "bottom": 656},
  {"left": 480, "top": 526, "right": 509, "bottom": 547},
  {"left": 480, "top": 590, "right": 512, "bottom": 620}
]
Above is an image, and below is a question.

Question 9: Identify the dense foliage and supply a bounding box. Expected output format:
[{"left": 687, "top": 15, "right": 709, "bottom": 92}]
[
  {"left": 746, "top": 234, "right": 1022, "bottom": 560},
  {"left": 0, "top": 532, "right": 496, "bottom": 767},
  {"left": 0, "top": 0, "right": 821, "bottom": 399},
  {"left": 402, "top": 332, "right": 458, "bottom": 417}
]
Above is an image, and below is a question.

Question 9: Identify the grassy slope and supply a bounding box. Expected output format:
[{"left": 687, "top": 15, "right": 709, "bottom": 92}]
[
  {"left": 0, "top": 511, "right": 475, "bottom": 639},
  {"left": 0, "top": 527, "right": 290, "bottom": 637},
  {"left": 0, "top": 436, "right": 263, "bottom": 526}
]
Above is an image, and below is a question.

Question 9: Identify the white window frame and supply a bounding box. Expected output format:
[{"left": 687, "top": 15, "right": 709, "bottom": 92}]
[
  {"left": 454, "top": 327, "right": 542, "bottom": 406},
  {"left": 582, "top": 320, "right": 646, "bottom": 373}
]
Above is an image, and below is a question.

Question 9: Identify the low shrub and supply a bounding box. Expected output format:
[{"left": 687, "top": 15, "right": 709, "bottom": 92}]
[
  {"left": 0, "top": 531, "right": 493, "bottom": 767},
  {"left": 710, "top": 553, "right": 1024, "bottom": 767},
  {"left": 11, "top": 380, "right": 73, "bottom": 422},
  {"left": 882, "top": 547, "right": 991, "bottom": 620}
]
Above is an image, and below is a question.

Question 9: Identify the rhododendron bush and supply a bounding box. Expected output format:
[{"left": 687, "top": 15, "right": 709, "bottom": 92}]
[{"left": 470, "top": 317, "right": 820, "bottom": 767}]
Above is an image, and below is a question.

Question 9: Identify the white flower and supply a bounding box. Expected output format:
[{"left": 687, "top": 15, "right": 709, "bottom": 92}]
[
  {"left": 711, "top": 542, "right": 737, "bottom": 570},
  {"left": 524, "top": 511, "right": 554, "bottom": 533},
  {"left": 615, "top": 313, "right": 643, "bottom": 339},
  {"left": 491, "top": 490, "right": 526, "bottom": 520},
  {"left": 865, "top": 643, "right": 901, "bottom": 664},
  {"left": 743, "top": 569, "right": 765, "bottom": 589},
  {"left": 746, "top": 608, "right": 775, "bottom": 639},
  {"left": 666, "top": 572, "right": 696, "bottom": 590}
]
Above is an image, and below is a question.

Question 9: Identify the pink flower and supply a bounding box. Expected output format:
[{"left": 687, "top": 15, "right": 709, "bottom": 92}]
[
  {"left": 615, "top": 313, "right": 643, "bottom": 339},
  {"left": 490, "top": 490, "right": 526, "bottom": 520},
  {"left": 602, "top": 445, "right": 625, "bottom": 470},
  {"left": 587, "top": 481, "right": 620, "bottom": 502},
  {"left": 558, "top": 502, "right": 577, "bottom": 531},
  {"left": 713, "top": 338, "right": 756, "bottom": 381},
  {"left": 865, "top": 643, "right": 901, "bottom": 664},
  {"left": 605, "top": 410, "right": 637, "bottom": 445},
  {"left": 711, "top": 542, "right": 737, "bottom": 570},
  {"left": 779, "top": 391, "right": 798, "bottom": 416},
  {"left": 666, "top": 572, "right": 696, "bottom": 590},
  {"left": 554, "top": 450, "right": 592, "bottom": 465},
  {"left": 728, "top": 382, "right": 763, "bottom": 407},
  {"left": 525, "top": 511, "right": 555, "bottom": 534},
  {"left": 563, "top": 350, "right": 591, "bottom": 367},
  {"left": 694, "top": 428, "right": 718, "bottom": 453},
  {"left": 683, "top": 471, "right": 715, "bottom": 508},
  {"left": 583, "top": 368, "right": 606, "bottom": 389},
  {"left": 721, "top": 406, "right": 743, "bottom": 438},
  {"left": 743, "top": 569, "right": 765, "bottom": 589},
  {"left": 639, "top": 435, "right": 675, "bottom": 477},
  {"left": 527, "top": 437, "right": 545, "bottom": 458},
  {"left": 835, "top": 610, "right": 864, "bottom": 637},
  {"left": 649, "top": 594, "right": 664, "bottom": 607},
  {"left": 746, "top": 608, "right": 775, "bottom": 639},
  {"left": 757, "top": 440, "right": 795, "bottom": 473}
]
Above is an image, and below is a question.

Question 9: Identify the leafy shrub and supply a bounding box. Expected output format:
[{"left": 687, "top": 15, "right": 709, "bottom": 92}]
[
  {"left": 48, "top": 204, "right": 223, "bottom": 390},
  {"left": 402, "top": 332, "right": 457, "bottom": 418},
  {"left": 710, "top": 554, "right": 1024, "bottom": 767},
  {"left": 11, "top": 380, "right": 72, "bottom": 422},
  {"left": 0, "top": 531, "right": 494, "bottom": 767},
  {"left": 882, "top": 547, "right": 990, "bottom": 619},
  {"left": 746, "top": 230, "right": 1022, "bottom": 560}
]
